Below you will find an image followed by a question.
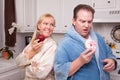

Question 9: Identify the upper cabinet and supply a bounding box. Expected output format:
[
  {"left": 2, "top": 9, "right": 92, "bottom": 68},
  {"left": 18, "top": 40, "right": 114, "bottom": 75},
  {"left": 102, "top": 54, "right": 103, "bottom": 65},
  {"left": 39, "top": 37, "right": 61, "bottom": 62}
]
[
  {"left": 36, "top": 0, "right": 92, "bottom": 33},
  {"left": 92, "top": 0, "right": 120, "bottom": 23},
  {"left": 36, "top": 0, "right": 63, "bottom": 33},
  {"left": 62, "top": 0, "right": 92, "bottom": 32},
  {"left": 15, "top": 0, "right": 36, "bottom": 33},
  {"left": 15, "top": 0, "right": 120, "bottom": 33}
]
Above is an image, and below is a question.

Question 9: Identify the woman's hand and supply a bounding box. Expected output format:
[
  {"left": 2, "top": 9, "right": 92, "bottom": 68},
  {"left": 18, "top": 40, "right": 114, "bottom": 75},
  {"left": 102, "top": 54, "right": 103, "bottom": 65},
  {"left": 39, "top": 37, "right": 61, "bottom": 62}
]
[
  {"left": 31, "top": 39, "right": 43, "bottom": 52},
  {"left": 102, "top": 58, "right": 115, "bottom": 72},
  {"left": 25, "top": 39, "right": 44, "bottom": 59},
  {"left": 31, "top": 61, "right": 39, "bottom": 72}
]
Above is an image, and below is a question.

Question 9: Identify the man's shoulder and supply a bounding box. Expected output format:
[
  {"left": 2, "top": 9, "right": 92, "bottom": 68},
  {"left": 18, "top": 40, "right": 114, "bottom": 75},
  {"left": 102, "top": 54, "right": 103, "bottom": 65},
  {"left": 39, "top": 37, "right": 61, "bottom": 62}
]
[{"left": 57, "top": 37, "right": 72, "bottom": 47}]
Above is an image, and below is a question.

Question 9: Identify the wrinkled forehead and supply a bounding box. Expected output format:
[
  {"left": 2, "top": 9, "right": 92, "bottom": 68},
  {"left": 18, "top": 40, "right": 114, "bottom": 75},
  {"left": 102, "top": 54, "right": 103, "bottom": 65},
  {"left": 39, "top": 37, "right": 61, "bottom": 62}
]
[{"left": 76, "top": 9, "right": 93, "bottom": 19}]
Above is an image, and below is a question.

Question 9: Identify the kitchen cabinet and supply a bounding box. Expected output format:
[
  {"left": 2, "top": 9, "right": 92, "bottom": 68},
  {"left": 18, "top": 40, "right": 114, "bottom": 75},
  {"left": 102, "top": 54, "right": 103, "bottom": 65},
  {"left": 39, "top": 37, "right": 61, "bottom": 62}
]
[
  {"left": 92, "top": 0, "right": 120, "bottom": 22},
  {"left": 36, "top": 0, "right": 92, "bottom": 33},
  {"left": 36, "top": 0, "right": 63, "bottom": 33},
  {"left": 15, "top": 0, "right": 92, "bottom": 33},
  {"left": 92, "top": 0, "right": 115, "bottom": 9},
  {"left": 15, "top": 0, "right": 36, "bottom": 33},
  {"left": 15, "top": 0, "right": 120, "bottom": 33}
]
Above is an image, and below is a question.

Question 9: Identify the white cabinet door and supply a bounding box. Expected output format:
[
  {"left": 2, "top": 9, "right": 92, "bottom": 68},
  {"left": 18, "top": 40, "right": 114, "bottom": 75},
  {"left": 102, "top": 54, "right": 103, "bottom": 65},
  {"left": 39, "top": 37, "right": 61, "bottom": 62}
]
[
  {"left": 92, "top": 0, "right": 116, "bottom": 9},
  {"left": 16, "top": 0, "right": 93, "bottom": 33},
  {"left": 23, "top": 0, "right": 36, "bottom": 32},
  {"left": 15, "top": 0, "right": 24, "bottom": 29},
  {"left": 62, "top": 0, "right": 92, "bottom": 32},
  {"left": 36, "top": 0, "right": 63, "bottom": 33},
  {"left": 15, "top": 0, "right": 36, "bottom": 33}
]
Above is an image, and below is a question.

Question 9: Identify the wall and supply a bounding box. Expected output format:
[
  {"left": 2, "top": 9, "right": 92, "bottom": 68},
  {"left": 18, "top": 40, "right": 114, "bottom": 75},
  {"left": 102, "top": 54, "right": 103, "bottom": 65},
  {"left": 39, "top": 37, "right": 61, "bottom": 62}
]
[{"left": 14, "top": 33, "right": 65, "bottom": 54}]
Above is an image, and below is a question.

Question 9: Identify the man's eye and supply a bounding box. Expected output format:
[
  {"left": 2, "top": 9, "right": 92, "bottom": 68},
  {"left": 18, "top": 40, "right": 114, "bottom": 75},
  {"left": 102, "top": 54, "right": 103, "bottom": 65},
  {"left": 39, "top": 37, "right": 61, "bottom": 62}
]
[
  {"left": 81, "top": 21, "right": 85, "bottom": 23},
  {"left": 79, "top": 20, "right": 85, "bottom": 23},
  {"left": 88, "top": 21, "right": 92, "bottom": 23}
]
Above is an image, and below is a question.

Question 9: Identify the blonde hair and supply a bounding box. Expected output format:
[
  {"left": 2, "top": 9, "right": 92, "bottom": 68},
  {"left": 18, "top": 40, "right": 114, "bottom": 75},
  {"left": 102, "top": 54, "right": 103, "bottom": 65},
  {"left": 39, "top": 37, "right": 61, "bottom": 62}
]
[{"left": 30, "top": 13, "right": 55, "bottom": 44}]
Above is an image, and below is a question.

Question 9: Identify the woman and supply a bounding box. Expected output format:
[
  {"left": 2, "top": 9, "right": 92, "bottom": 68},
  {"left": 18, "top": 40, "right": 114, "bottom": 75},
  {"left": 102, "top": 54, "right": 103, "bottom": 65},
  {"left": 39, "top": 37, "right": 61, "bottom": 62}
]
[{"left": 16, "top": 13, "right": 57, "bottom": 80}]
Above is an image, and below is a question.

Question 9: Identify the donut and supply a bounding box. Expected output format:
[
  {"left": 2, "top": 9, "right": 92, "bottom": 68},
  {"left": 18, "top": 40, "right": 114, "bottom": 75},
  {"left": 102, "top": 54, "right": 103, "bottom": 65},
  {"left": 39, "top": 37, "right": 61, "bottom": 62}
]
[{"left": 85, "top": 39, "right": 96, "bottom": 49}]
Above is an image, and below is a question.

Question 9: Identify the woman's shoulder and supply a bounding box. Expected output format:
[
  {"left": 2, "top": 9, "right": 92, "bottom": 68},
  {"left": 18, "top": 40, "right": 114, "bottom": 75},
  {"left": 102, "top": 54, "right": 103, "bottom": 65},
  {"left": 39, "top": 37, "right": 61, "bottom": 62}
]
[{"left": 45, "top": 37, "right": 57, "bottom": 47}]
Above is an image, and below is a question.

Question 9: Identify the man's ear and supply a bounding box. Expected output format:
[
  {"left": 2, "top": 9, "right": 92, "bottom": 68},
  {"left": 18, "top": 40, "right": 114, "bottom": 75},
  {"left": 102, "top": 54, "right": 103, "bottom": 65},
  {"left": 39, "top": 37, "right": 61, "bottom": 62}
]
[{"left": 72, "top": 18, "right": 75, "bottom": 26}]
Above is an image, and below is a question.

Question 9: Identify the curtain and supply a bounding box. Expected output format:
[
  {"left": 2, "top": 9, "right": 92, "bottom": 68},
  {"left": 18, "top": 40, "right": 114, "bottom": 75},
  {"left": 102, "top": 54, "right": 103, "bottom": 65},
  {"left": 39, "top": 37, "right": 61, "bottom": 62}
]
[{"left": 4, "top": 0, "right": 16, "bottom": 47}]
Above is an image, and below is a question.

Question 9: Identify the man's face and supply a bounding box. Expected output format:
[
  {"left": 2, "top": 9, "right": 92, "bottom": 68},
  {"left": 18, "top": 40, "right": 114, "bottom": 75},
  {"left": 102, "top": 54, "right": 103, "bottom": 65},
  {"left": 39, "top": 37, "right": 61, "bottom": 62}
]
[{"left": 72, "top": 9, "right": 93, "bottom": 39}]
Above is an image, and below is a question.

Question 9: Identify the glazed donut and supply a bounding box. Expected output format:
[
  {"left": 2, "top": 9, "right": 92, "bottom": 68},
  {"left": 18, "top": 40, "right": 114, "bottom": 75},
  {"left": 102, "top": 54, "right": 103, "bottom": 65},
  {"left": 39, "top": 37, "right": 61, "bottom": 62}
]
[{"left": 85, "top": 39, "right": 96, "bottom": 49}]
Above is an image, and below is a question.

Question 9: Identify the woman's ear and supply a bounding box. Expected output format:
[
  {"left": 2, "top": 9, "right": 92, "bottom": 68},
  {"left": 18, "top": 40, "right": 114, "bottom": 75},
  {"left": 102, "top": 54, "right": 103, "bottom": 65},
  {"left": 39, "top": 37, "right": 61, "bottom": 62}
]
[
  {"left": 37, "top": 24, "right": 42, "bottom": 31},
  {"left": 37, "top": 24, "right": 40, "bottom": 30}
]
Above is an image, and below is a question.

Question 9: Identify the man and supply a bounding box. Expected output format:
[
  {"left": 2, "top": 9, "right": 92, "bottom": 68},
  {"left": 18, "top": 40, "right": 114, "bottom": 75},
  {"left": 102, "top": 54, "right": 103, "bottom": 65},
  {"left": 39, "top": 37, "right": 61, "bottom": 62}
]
[{"left": 54, "top": 4, "right": 117, "bottom": 80}]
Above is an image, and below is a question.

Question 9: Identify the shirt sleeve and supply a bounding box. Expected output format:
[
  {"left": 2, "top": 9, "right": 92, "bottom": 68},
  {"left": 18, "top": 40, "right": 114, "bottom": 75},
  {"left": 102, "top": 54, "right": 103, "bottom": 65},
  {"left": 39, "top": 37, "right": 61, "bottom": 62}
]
[
  {"left": 15, "top": 45, "right": 31, "bottom": 68},
  {"left": 54, "top": 45, "right": 71, "bottom": 80},
  {"left": 106, "top": 45, "right": 118, "bottom": 70}
]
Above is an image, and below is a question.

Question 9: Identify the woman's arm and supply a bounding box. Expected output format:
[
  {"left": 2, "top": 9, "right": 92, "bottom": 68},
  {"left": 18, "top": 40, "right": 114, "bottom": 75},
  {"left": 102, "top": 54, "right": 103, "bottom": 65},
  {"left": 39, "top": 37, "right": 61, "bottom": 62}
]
[
  {"left": 15, "top": 45, "right": 31, "bottom": 68},
  {"left": 27, "top": 44, "right": 56, "bottom": 79}
]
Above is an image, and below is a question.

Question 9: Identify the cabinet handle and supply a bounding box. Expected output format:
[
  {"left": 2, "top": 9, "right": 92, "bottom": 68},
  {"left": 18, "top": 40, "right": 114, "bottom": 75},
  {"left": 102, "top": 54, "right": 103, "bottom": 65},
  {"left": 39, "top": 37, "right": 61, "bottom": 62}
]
[
  {"left": 64, "top": 25, "right": 67, "bottom": 27},
  {"left": 93, "top": 3, "right": 95, "bottom": 7},
  {"left": 27, "top": 25, "right": 30, "bottom": 27}
]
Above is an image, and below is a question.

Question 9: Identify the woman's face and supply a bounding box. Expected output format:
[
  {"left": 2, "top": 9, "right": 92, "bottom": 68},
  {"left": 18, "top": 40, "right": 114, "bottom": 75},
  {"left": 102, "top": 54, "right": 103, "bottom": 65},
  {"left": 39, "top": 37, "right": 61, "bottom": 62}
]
[{"left": 37, "top": 17, "right": 55, "bottom": 38}]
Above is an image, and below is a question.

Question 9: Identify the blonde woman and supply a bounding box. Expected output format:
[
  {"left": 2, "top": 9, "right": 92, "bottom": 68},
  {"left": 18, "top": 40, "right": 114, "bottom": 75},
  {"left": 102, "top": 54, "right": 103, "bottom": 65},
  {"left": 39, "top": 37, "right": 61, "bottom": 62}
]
[{"left": 16, "top": 13, "right": 57, "bottom": 80}]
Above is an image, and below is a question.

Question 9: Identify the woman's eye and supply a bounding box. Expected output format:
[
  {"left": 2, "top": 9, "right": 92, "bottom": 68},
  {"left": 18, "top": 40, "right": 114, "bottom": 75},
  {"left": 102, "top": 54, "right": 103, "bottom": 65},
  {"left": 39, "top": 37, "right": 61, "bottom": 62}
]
[
  {"left": 43, "top": 23, "right": 48, "bottom": 25},
  {"left": 50, "top": 24, "right": 54, "bottom": 27},
  {"left": 42, "top": 22, "right": 54, "bottom": 27}
]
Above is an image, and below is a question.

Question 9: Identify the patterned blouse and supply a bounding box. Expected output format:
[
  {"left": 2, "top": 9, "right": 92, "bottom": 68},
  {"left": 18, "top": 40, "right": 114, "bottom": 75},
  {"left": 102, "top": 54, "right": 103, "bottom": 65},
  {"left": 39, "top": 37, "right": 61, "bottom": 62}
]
[{"left": 16, "top": 37, "right": 57, "bottom": 80}]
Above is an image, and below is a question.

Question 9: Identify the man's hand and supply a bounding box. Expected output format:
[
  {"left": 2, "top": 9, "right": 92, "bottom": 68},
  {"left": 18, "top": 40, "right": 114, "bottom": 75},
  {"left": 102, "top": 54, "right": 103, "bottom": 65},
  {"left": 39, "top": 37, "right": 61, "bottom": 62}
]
[
  {"left": 102, "top": 58, "right": 115, "bottom": 72},
  {"left": 79, "top": 48, "right": 96, "bottom": 64}
]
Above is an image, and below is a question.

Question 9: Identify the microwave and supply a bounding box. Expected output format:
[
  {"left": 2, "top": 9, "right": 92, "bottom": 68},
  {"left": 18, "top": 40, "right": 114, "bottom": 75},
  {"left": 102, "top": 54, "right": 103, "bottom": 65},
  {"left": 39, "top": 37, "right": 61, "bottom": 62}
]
[{"left": 92, "top": 0, "right": 120, "bottom": 23}]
